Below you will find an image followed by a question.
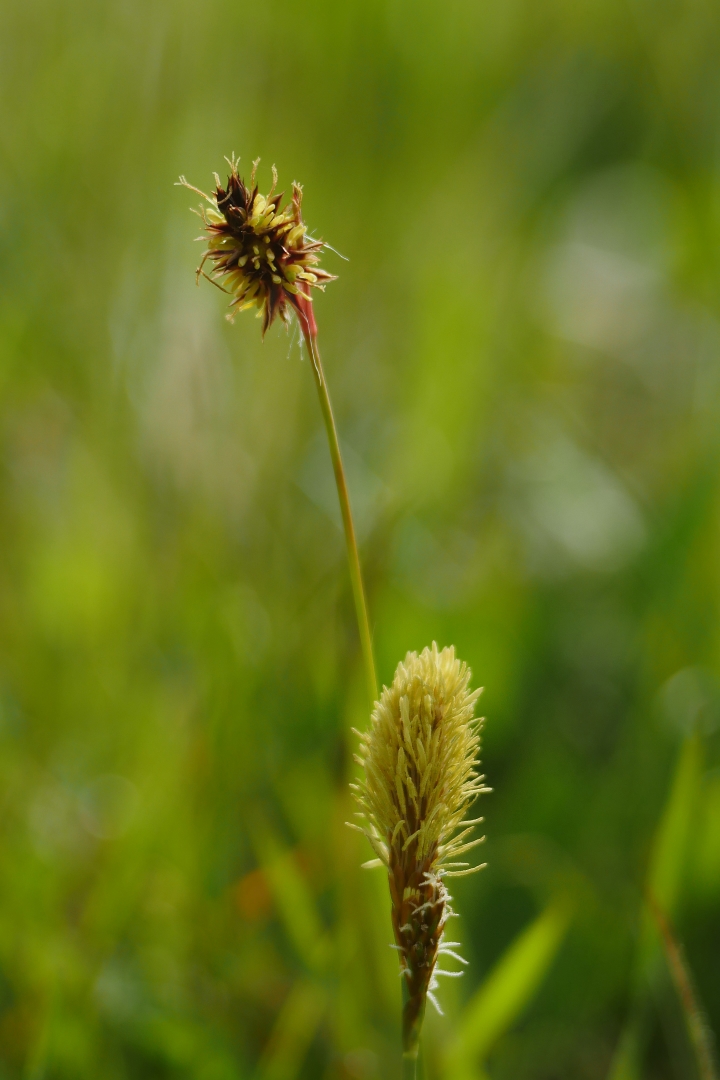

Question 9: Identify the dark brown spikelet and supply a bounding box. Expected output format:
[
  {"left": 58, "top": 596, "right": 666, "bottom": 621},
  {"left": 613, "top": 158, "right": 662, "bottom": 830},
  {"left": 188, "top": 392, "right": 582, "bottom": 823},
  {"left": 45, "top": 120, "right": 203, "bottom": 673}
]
[{"left": 177, "top": 156, "right": 336, "bottom": 335}]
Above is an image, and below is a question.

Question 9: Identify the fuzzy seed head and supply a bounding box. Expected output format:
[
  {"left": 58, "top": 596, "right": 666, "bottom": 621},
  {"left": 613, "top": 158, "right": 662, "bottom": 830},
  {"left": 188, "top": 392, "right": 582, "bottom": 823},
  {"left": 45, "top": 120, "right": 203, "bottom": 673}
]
[
  {"left": 351, "top": 643, "right": 490, "bottom": 1050},
  {"left": 178, "top": 156, "right": 336, "bottom": 335}
]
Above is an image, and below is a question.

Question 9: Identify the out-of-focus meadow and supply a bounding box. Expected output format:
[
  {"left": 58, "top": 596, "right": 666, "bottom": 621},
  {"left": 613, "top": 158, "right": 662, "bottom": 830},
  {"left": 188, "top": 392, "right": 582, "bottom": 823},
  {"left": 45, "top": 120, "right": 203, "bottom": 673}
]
[{"left": 1, "top": 1, "right": 720, "bottom": 1077}]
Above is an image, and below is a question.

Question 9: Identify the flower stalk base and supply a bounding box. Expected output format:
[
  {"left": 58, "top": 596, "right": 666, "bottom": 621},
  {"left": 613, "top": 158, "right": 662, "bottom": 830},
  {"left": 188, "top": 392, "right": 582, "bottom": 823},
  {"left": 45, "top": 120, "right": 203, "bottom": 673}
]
[{"left": 402, "top": 1051, "right": 419, "bottom": 1080}]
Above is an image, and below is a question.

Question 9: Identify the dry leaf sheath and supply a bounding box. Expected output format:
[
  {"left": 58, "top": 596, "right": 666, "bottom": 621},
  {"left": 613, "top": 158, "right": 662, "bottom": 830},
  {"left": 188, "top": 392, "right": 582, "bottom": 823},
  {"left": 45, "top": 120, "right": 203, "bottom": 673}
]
[{"left": 350, "top": 643, "right": 490, "bottom": 1066}]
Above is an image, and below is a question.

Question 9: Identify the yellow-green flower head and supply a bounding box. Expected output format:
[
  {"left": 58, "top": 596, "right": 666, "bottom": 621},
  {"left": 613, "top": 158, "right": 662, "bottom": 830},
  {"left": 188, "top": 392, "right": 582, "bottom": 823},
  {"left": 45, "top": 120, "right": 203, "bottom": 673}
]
[
  {"left": 350, "top": 643, "right": 489, "bottom": 1046},
  {"left": 178, "top": 157, "right": 336, "bottom": 336}
]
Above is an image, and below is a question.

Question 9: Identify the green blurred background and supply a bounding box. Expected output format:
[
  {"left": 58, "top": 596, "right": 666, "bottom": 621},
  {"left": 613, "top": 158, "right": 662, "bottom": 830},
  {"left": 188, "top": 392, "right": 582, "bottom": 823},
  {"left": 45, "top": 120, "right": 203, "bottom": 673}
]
[{"left": 1, "top": 0, "right": 720, "bottom": 1077}]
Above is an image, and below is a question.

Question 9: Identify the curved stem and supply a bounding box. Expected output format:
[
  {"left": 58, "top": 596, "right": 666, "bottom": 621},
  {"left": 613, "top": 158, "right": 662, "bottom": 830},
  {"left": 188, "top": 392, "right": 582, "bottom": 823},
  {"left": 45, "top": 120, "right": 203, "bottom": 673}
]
[{"left": 302, "top": 328, "right": 378, "bottom": 710}]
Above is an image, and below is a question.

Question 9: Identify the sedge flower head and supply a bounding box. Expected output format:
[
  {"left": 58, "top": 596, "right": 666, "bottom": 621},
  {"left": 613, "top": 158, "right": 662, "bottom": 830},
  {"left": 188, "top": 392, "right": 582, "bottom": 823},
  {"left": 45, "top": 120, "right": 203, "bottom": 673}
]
[
  {"left": 178, "top": 156, "right": 336, "bottom": 335},
  {"left": 350, "top": 643, "right": 489, "bottom": 1052}
]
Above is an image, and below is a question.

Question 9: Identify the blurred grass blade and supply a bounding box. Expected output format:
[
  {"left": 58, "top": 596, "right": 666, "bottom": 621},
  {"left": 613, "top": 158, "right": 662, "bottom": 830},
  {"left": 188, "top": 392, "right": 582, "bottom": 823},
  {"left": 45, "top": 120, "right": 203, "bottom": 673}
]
[
  {"left": 446, "top": 901, "right": 571, "bottom": 1075},
  {"left": 641, "top": 733, "right": 702, "bottom": 965},
  {"left": 646, "top": 892, "right": 719, "bottom": 1080},
  {"left": 251, "top": 823, "right": 330, "bottom": 974},
  {"left": 259, "top": 978, "right": 327, "bottom": 1080},
  {"left": 646, "top": 734, "right": 702, "bottom": 921},
  {"left": 608, "top": 734, "right": 704, "bottom": 1080},
  {"left": 440, "top": 1063, "right": 491, "bottom": 1080},
  {"left": 606, "top": 1015, "right": 646, "bottom": 1080}
]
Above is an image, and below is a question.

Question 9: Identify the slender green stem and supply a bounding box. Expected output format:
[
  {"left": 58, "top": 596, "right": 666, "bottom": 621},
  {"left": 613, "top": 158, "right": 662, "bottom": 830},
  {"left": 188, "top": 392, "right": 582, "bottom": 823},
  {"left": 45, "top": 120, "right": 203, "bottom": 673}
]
[
  {"left": 402, "top": 976, "right": 423, "bottom": 1080},
  {"left": 402, "top": 1052, "right": 418, "bottom": 1080},
  {"left": 303, "top": 329, "right": 378, "bottom": 710}
]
